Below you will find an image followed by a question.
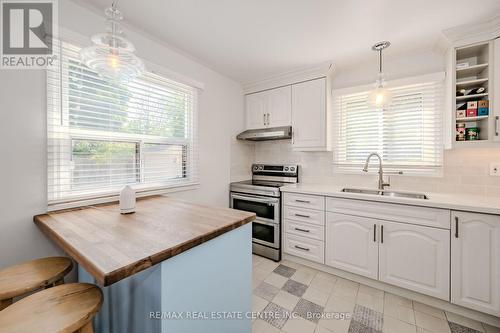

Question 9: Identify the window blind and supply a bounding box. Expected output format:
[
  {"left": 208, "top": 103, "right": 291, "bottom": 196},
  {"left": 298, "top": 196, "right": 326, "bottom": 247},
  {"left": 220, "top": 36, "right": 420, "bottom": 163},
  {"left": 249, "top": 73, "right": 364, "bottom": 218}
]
[
  {"left": 332, "top": 74, "right": 444, "bottom": 175},
  {"left": 47, "top": 41, "right": 198, "bottom": 206}
]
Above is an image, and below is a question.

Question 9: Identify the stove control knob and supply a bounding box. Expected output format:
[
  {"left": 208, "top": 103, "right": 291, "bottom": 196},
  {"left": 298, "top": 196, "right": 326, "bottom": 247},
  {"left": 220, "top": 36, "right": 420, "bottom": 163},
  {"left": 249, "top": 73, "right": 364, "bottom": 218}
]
[
  {"left": 290, "top": 167, "right": 295, "bottom": 172},
  {"left": 258, "top": 166, "right": 264, "bottom": 171},
  {"left": 253, "top": 166, "right": 259, "bottom": 171},
  {"left": 284, "top": 167, "right": 289, "bottom": 171}
]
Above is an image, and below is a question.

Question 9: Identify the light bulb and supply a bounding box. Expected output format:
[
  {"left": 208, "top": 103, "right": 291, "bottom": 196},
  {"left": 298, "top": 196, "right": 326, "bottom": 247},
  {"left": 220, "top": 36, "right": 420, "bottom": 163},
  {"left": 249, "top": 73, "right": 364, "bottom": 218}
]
[
  {"left": 368, "top": 85, "right": 392, "bottom": 108},
  {"left": 107, "top": 54, "right": 119, "bottom": 70}
]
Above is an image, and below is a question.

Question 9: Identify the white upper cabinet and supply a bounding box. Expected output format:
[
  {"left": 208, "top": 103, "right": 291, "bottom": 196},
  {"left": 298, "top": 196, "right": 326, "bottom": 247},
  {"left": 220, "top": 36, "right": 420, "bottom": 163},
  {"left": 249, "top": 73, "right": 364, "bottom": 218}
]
[
  {"left": 245, "top": 92, "right": 267, "bottom": 130},
  {"left": 451, "top": 211, "right": 500, "bottom": 316},
  {"left": 291, "top": 78, "right": 330, "bottom": 151},
  {"left": 325, "top": 213, "right": 379, "bottom": 280},
  {"left": 245, "top": 86, "right": 291, "bottom": 130},
  {"left": 267, "top": 86, "right": 292, "bottom": 127},
  {"left": 378, "top": 221, "right": 450, "bottom": 300}
]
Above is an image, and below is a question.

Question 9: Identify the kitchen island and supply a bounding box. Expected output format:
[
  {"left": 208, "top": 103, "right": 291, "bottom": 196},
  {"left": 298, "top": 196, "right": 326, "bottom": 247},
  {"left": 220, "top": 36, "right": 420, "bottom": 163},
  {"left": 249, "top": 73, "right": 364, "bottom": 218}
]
[{"left": 34, "top": 196, "right": 255, "bottom": 333}]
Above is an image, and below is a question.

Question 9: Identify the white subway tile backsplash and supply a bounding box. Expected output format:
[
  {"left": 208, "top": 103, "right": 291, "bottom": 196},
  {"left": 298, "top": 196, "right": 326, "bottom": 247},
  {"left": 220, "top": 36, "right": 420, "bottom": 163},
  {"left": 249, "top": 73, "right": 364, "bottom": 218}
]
[{"left": 242, "top": 141, "right": 500, "bottom": 197}]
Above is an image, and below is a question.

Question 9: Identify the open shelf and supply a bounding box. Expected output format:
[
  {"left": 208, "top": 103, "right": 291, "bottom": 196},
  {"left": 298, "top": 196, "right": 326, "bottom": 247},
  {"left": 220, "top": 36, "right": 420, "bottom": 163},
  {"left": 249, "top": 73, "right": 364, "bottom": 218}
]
[
  {"left": 455, "top": 78, "right": 488, "bottom": 89},
  {"left": 456, "top": 116, "right": 489, "bottom": 122},
  {"left": 456, "top": 63, "right": 489, "bottom": 79},
  {"left": 456, "top": 93, "right": 489, "bottom": 101},
  {"left": 453, "top": 41, "right": 494, "bottom": 146}
]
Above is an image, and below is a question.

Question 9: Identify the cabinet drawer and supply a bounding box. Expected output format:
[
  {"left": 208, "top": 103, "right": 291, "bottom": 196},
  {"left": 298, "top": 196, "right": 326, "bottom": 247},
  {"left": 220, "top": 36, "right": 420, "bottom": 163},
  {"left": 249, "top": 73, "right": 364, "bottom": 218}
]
[
  {"left": 284, "top": 234, "right": 324, "bottom": 264},
  {"left": 284, "top": 220, "right": 324, "bottom": 241},
  {"left": 326, "top": 197, "right": 450, "bottom": 229},
  {"left": 284, "top": 193, "right": 325, "bottom": 211},
  {"left": 284, "top": 206, "right": 325, "bottom": 226}
]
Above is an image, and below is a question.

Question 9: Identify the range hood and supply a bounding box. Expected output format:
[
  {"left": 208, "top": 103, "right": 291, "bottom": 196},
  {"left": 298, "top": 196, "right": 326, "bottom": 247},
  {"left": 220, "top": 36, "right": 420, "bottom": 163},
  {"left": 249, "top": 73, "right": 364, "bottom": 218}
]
[{"left": 236, "top": 126, "right": 292, "bottom": 141}]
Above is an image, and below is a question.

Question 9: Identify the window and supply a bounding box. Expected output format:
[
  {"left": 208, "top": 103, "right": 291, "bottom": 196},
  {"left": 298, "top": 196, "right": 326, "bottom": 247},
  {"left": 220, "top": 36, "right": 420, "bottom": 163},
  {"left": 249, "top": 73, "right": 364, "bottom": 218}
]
[
  {"left": 332, "top": 73, "right": 444, "bottom": 175},
  {"left": 47, "top": 41, "right": 198, "bottom": 206}
]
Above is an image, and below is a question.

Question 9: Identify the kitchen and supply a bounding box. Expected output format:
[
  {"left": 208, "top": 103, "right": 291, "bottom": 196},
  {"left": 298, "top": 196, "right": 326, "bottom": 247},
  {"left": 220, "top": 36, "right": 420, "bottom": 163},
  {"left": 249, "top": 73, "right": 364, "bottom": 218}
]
[{"left": 1, "top": 1, "right": 500, "bottom": 333}]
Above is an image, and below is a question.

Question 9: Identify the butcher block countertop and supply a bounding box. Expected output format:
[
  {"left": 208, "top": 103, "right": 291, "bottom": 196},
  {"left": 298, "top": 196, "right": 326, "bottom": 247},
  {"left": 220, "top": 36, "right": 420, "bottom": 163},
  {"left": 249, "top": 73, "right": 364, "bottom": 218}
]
[{"left": 34, "top": 196, "right": 255, "bottom": 286}]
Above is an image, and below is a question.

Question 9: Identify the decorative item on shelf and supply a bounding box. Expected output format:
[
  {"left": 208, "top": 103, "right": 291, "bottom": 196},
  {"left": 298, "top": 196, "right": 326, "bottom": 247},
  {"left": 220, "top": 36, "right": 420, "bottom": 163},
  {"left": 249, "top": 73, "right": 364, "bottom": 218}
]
[
  {"left": 470, "top": 87, "right": 486, "bottom": 95},
  {"left": 456, "top": 110, "right": 467, "bottom": 118},
  {"left": 119, "top": 185, "right": 136, "bottom": 214},
  {"left": 456, "top": 62, "right": 470, "bottom": 70},
  {"left": 79, "top": 2, "right": 145, "bottom": 82},
  {"left": 466, "top": 101, "right": 478, "bottom": 117},
  {"left": 456, "top": 123, "right": 466, "bottom": 141},
  {"left": 465, "top": 127, "right": 479, "bottom": 141},
  {"left": 478, "top": 100, "right": 489, "bottom": 116},
  {"left": 368, "top": 41, "right": 392, "bottom": 108},
  {"left": 457, "top": 87, "right": 486, "bottom": 96}
]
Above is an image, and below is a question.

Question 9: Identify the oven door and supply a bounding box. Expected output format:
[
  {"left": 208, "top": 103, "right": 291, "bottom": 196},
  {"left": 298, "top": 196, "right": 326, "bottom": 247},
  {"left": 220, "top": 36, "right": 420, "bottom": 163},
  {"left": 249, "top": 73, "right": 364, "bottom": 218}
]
[
  {"left": 230, "top": 193, "right": 279, "bottom": 224},
  {"left": 251, "top": 219, "right": 280, "bottom": 249}
]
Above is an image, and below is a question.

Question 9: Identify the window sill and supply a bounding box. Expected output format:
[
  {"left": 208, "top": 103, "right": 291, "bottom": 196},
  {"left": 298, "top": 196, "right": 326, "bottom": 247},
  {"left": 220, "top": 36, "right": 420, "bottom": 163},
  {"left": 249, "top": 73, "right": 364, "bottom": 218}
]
[{"left": 47, "top": 182, "right": 200, "bottom": 212}]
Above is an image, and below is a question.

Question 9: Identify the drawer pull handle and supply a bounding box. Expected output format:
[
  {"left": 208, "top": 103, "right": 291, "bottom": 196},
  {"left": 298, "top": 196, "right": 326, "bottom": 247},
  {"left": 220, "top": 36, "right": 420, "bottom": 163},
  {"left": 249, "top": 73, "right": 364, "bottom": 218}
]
[
  {"left": 294, "top": 227, "right": 310, "bottom": 233},
  {"left": 455, "top": 216, "right": 459, "bottom": 238},
  {"left": 373, "top": 224, "right": 376, "bottom": 242},
  {"left": 295, "top": 214, "right": 310, "bottom": 218},
  {"left": 381, "top": 225, "right": 384, "bottom": 244},
  {"left": 294, "top": 245, "right": 310, "bottom": 251},
  {"left": 295, "top": 199, "right": 310, "bottom": 203}
]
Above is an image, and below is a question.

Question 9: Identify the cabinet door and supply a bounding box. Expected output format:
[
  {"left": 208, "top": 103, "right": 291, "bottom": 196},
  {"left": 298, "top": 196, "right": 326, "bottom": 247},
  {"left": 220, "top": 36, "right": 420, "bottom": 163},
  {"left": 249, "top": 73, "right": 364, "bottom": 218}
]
[
  {"left": 451, "top": 212, "right": 500, "bottom": 316},
  {"left": 245, "top": 92, "right": 266, "bottom": 129},
  {"left": 379, "top": 221, "right": 450, "bottom": 300},
  {"left": 325, "top": 213, "right": 378, "bottom": 279},
  {"left": 494, "top": 38, "right": 500, "bottom": 141},
  {"left": 291, "top": 78, "right": 327, "bottom": 150},
  {"left": 267, "top": 86, "right": 291, "bottom": 127}
]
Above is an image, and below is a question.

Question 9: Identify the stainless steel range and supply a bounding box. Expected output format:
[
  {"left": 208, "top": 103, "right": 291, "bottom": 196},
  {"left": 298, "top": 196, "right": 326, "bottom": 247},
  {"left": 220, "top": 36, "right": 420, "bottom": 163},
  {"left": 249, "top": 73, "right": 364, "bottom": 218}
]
[{"left": 230, "top": 164, "right": 299, "bottom": 261}]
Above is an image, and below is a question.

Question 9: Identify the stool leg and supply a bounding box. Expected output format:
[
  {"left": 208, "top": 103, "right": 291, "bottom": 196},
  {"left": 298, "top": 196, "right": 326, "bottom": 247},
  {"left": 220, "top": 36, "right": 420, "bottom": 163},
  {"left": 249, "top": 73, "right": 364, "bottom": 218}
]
[
  {"left": 78, "top": 322, "right": 93, "bottom": 333},
  {"left": 0, "top": 298, "right": 12, "bottom": 310}
]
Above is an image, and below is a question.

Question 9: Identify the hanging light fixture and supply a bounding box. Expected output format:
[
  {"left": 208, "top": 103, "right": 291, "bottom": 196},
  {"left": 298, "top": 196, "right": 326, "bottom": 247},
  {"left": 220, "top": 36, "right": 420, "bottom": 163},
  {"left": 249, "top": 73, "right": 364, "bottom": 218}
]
[
  {"left": 80, "top": 2, "right": 145, "bottom": 82},
  {"left": 368, "top": 41, "right": 392, "bottom": 108}
]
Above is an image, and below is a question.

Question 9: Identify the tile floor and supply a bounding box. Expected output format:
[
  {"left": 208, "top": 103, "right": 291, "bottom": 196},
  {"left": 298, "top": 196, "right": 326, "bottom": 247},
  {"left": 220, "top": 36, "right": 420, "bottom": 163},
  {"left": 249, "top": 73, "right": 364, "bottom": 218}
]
[{"left": 252, "top": 255, "right": 500, "bottom": 333}]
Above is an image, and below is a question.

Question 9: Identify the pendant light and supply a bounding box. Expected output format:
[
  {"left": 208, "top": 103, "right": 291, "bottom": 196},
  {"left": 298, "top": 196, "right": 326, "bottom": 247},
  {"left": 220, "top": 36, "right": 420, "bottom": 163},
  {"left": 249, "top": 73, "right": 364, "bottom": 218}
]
[
  {"left": 368, "top": 41, "right": 392, "bottom": 108},
  {"left": 80, "top": 2, "right": 145, "bottom": 82}
]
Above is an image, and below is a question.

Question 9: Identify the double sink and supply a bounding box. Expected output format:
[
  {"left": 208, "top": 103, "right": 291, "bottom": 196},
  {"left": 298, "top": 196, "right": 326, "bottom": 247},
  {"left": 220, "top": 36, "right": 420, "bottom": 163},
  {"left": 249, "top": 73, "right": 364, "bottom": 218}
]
[{"left": 342, "top": 188, "right": 428, "bottom": 200}]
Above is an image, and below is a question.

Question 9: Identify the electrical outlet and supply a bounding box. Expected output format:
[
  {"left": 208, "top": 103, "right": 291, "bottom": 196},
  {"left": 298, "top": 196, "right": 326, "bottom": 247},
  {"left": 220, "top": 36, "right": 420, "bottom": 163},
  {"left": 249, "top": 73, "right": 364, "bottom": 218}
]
[{"left": 490, "top": 163, "right": 500, "bottom": 176}]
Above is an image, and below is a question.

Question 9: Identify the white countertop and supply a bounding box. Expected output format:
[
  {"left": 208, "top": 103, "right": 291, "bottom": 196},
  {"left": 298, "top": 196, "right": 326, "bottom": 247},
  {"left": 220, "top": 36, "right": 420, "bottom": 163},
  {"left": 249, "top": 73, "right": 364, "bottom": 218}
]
[{"left": 280, "top": 183, "right": 500, "bottom": 215}]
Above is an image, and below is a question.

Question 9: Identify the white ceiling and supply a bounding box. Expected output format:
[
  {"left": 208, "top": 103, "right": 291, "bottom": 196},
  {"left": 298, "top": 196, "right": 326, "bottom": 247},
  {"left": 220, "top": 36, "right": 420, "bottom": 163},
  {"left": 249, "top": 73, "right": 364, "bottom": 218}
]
[{"left": 77, "top": 0, "right": 500, "bottom": 84}]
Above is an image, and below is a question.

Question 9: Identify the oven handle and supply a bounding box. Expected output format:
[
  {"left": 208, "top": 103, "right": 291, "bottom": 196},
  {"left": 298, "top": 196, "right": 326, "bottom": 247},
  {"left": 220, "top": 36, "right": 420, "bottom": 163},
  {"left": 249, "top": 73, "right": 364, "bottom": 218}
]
[{"left": 231, "top": 194, "right": 279, "bottom": 205}]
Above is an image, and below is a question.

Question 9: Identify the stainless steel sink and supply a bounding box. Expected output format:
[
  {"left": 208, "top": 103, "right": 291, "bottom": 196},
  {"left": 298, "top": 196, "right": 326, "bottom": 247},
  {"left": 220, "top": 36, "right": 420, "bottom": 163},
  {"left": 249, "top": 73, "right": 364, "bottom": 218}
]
[{"left": 341, "top": 188, "right": 428, "bottom": 200}]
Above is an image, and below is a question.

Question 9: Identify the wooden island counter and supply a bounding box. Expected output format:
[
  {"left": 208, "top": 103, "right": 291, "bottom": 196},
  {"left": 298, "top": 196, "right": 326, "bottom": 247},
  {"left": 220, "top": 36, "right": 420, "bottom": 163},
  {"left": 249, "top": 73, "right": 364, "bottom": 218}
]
[{"left": 34, "top": 195, "right": 256, "bottom": 333}]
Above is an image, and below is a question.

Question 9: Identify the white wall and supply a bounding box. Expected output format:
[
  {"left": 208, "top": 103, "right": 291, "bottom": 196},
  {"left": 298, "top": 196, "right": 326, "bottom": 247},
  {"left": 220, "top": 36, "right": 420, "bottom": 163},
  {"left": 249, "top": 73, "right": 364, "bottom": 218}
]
[
  {"left": 0, "top": 1, "right": 250, "bottom": 269},
  {"left": 251, "top": 48, "right": 500, "bottom": 197}
]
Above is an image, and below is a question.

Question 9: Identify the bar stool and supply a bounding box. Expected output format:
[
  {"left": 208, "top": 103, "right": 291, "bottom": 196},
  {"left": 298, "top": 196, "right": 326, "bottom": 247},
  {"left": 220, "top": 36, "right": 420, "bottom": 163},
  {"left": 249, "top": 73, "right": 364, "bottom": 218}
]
[
  {"left": 0, "top": 283, "right": 102, "bottom": 333},
  {"left": 0, "top": 257, "right": 73, "bottom": 310}
]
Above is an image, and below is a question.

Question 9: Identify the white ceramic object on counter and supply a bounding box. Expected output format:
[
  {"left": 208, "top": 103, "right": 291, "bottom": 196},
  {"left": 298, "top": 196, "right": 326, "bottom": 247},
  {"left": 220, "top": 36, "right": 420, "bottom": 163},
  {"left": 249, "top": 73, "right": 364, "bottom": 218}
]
[{"left": 119, "top": 185, "right": 136, "bottom": 214}]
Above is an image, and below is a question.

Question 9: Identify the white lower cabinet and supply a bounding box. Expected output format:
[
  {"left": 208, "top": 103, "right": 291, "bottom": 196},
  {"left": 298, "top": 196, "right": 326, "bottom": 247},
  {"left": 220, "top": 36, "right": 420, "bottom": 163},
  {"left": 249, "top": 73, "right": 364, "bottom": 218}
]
[
  {"left": 451, "top": 211, "right": 500, "bottom": 316},
  {"left": 378, "top": 221, "right": 450, "bottom": 300},
  {"left": 284, "top": 233, "right": 324, "bottom": 264},
  {"left": 325, "top": 213, "right": 379, "bottom": 280},
  {"left": 325, "top": 212, "right": 450, "bottom": 300}
]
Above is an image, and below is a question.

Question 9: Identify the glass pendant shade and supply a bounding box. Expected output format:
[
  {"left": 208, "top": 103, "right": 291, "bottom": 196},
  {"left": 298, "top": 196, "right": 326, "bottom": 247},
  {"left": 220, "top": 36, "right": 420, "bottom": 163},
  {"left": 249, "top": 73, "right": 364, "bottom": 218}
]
[
  {"left": 368, "top": 75, "right": 393, "bottom": 108},
  {"left": 368, "top": 41, "right": 392, "bottom": 108},
  {"left": 80, "top": 5, "right": 145, "bottom": 82}
]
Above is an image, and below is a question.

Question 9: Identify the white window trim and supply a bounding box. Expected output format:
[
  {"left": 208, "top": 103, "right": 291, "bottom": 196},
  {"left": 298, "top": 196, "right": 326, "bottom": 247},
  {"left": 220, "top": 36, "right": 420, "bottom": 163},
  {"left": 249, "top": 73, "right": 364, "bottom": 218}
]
[
  {"left": 47, "top": 29, "right": 203, "bottom": 210},
  {"left": 332, "top": 72, "right": 446, "bottom": 177}
]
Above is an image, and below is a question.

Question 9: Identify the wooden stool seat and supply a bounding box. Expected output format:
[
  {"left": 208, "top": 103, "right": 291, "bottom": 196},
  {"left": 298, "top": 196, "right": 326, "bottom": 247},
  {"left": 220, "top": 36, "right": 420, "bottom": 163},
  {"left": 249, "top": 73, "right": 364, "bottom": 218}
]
[
  {"left": 0, "top": 257, "right": 73, "bottom": 309},
  {"left": 0, "top": 283, "right": 102, "bottom": 333}
]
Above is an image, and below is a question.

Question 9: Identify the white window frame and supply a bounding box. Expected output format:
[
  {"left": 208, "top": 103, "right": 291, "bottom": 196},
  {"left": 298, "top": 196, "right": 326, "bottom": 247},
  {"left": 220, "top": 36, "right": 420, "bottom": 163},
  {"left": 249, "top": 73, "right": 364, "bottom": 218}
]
[
  {"left": 332, "top": 72, "right": 445, "bottom": 177},
  {"left": 47, "top": 32, "right": 202, "bottom": 210}
]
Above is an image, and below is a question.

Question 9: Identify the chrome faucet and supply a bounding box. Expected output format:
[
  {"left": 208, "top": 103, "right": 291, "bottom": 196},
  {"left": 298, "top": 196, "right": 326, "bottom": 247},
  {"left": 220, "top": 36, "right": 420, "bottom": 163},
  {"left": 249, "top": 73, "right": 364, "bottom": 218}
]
[{"left": 363, "top": 153, "right": 390, "bottom": 190}]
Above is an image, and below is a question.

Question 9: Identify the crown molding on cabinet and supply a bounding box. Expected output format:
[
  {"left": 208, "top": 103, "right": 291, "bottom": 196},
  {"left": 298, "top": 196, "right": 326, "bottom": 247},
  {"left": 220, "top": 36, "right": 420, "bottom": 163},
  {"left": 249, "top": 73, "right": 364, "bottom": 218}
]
[
  {"left": 243, "top": 61, "right": 334, "bottom": 94},
  {"left": 443, "top": 14, "right": 500, "bottom": 47}
]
